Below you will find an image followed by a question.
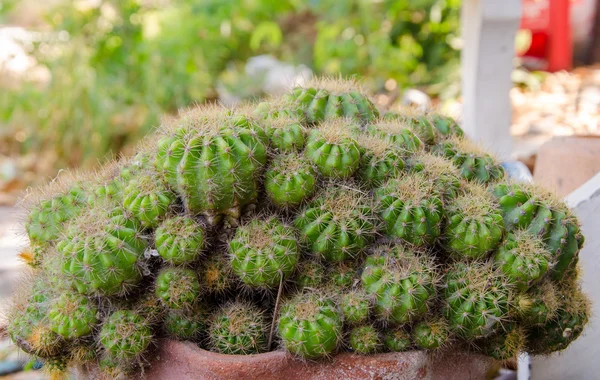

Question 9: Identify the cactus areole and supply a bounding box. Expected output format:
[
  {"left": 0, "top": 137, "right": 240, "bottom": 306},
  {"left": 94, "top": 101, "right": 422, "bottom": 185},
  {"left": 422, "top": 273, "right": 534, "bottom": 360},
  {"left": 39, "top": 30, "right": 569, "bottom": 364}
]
[{"left": 9, "top": 78, "right": 589, "bottom": 378}]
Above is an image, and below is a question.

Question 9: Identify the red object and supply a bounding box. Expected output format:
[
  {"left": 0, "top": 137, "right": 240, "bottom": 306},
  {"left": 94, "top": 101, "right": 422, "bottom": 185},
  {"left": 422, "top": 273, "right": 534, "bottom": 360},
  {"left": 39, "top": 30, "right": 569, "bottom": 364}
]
[{"left": 520, "top": 0, "right": 573, "bottom": 72}]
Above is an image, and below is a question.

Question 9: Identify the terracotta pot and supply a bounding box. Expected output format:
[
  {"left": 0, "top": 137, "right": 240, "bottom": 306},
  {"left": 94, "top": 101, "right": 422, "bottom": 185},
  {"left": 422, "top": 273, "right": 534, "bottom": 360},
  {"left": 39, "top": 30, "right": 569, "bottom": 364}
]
[{"left": 138, "top": 339, "right": 497, "bottom": 380}]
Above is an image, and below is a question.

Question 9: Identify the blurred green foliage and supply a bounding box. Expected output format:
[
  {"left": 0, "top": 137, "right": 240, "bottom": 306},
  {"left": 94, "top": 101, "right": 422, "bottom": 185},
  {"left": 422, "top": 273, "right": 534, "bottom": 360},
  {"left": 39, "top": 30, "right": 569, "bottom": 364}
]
[{"left": 1, "top": 0, "right": 461, "bottom": 169}]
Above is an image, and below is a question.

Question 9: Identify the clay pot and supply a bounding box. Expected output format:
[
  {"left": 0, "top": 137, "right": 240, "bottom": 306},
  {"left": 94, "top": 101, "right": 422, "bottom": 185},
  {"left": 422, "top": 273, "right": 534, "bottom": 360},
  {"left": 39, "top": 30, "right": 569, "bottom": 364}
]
[{"left": 140, "top": 339, "right": 497, "bottom": 380}]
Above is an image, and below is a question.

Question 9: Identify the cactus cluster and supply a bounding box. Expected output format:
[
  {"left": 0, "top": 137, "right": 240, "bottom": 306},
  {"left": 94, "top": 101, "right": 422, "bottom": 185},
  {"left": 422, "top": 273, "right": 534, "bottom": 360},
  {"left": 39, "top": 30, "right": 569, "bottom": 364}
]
[{"left": 9, "top": 78, "right": 590, "bottom": 378}]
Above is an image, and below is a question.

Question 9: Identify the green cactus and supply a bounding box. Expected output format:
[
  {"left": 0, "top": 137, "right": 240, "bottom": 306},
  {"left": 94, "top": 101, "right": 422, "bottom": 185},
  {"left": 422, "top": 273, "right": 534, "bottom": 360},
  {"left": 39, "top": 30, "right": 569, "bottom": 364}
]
[
  {"left": 56, "top": 203, "right": 148, "bottom": 296},
  {"left": 199, "top": 252, "right": 236, "bottom": 294},
  {"left": 434, "top": 138, "right": 504, "bottom": 183},
  {"left": 444, "top": 183, "right": 505, "bottom": 260},
  {"left": 361, "top": 244, "right": 438, "bottom": 324},
  {"left": 25, "top": 184, "right": 87, "bottom": 248},
  {"left": 284, "top": 81, "right": 379, "bottom": 124},
  {"left": 262, "top": 115, "right": 306, "bottom": 152},
  {"left": 295, "top": 259, "right": 325, "bottom": 289},
  {"left": 304, "top": 122, "right": 362, "bottom": 178},
  {"left": 429, "top": 114, "right": 464, "bottom": 138},
  {"left": 329, "top": 262, "right": 358, "bottom": 288},
  {"left": 376, "top": 174, "right": 444, "bottom": 246},
  {"left": 295, "top": 187, "right": 375, "bottom": 262},
  {"left": 407, "top": 152, "right": 462, "bottom": 201},
  {"left": 208, "top": 302, "right": 268, "bottom": 355},
  {"left": 164, "top": 307, "right": 206, "bottom": 340},
  {"left": 356, "top": 134, "right": 405, "bottom": 187},
  {"left": 527, "top": 282, "right": 590, "bottom": 354},
  {"left": 7, "top": 282, "right": 64, "bottom": 358},
  {"left": 443, "top": 262, "right": 510, "bottom": 339},
  {"left": 265, "top": 153, "right": 317, "bottom": 208},
  {"left": 155, "top": 108, "right": 268, "bottom": 224},
  {"left": 480, "top": 324, "right": 525, "bottom": 360},
  {"left": 122, "top": 170, "right": 175, "bottom": 228},
  {"left": 253, "top": 99, "right": 306, "bottom": 122},
  {"left": 348, "top": 325, "right": 381, "bottom": 354},
  {"left": 412, "top": 319, "right": 449, "bottom": 350},
  {"left": 383, "top": 328, "right": 412, "bottom": 352},
  {"left": 48, "top": 292, "right": 98, "bottom": 339},
  {"left": 340, "top": 290, "right": 370, "bottom": 325},
  {"left": 229, "top": 217, "right": 300, "bottom": 288},
  {"left": 513, "top": 280, "right": 558, "bottom": 326},
  {"left": 494, "top": 231, "right": 552, "bottom": 291},
  {"left": 99, "top": 310, "right": 153, "bottom": 361},
  {"left": 366, "top": 121, "right": 423, "bottom": 153},
  {"left": 278, "top": 293, "right": 342, "bottom": 358},
  {"left": 154, "top": 215, "right": 205, "bottom": 265},
  {"left": 155, "top": 267, "right": 201, "bottom": 310},
  {"left": 493, "top": 182, "right": 584, "bottom": 281}
]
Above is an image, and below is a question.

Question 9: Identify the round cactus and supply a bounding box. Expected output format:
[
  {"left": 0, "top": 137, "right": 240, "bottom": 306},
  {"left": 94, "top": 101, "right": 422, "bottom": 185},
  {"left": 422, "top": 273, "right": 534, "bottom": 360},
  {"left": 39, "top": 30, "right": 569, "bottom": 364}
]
[
  {"left": 155, "top": 267, "right": 201, "bottom": 310},
  {"left": 229, "top": 216, "right": 300, "bottom": 288},
  {"left": 122, "top": 171, "right": 175, "bottom": 228},
  {"left": 294, "top": 259, "right": 325, "bottom": 290},
  {"left": 444, "top": 184, "right": 505, "bottom": 260},
  {"left": 434, "top": 138, "right": 504, "bottom": 183},
  {"left": 493, "top": 182, "right": 584, "bottom": 281},
  {"left": 48, "top": 292, "right": 98, "bottom": 339},
  {"left": 408, "top": 152, "right": 462, "bottom": 201},
  {"left": 366, "top": 121, "right": 423, "bottom": 153},
  {"left": 263, "top": 115, "right": 306, "bottom": 152},
  {"left": 164, "top": 307, "right": 206, "bottom": 340},
  {"left": 361, "top": 244, "right": 438, "bottom": 324},
  {"left": 154, "top": 215, "right": 205, "bottom": 265},
  {"left": 348, "top": 325, "right": 381, "bottom": 354},
  {"left": 480, "top": 324, "right": 525, "bottom": 360},
  {"left": 284, "top": 81, "right": 379, "bottom": 124},
  {"left": 208, "top": 302, "right": 268, "bottom": 355},
  {"left": 340, "top": 290, "right": 370, "bottom": 325},
  {"left": 376, "top": 174, "right": 444, "bottom": 246},
  {"left": 265, "top": 153, "right": 317, "bottom": 208},
  {"left": 329, "top": 262, "right": 358, "bottom": 288},
  {"left": 305, "top": 122, "right": 361, "bottom": 178},
  {"left": 295, "top": 187, "right": 375, "bottom": 262},
  {"left": 527, "top": 282, "right": 590, "bottom": 354},
  {"left": 99, "top": 310, "right": 153, "bottom": 361},
  {"left": 253, "top": 98, "right": 306, "bottom": 122},
  {"left": 25, "top": 184, "right": 87, "bottom": 248},
  {"left": 513, "top": 280, "right": 558, "bottom": 326},
  {"left": 278, "top": 293, "right": 342, "bottom": 358},
  {"left": 442, "top": 262, "right": 509, "bottom": 339},
  {"left": 356, "top": 134, "right": 405, "bottom": 187},
  {"left": 429, "top": 114, "right": 464, "bottom": 138},
  {"left": 198, "top": 252, "right": 236, "bottom": 294},
  {"left": 383, "top": 328, "right": 412, "bottom": 352},
  {"left": 494, "top": 231, "right": 552, "bottom": 291},
  {"left": 412, "top": 319, "right": 449, "bottom": 350},
  {"left": 155, "top": 108, "right": 268, "bottom": 224},
  {"left": 56, "top": 203, "right": 148, "bottom": 296}
]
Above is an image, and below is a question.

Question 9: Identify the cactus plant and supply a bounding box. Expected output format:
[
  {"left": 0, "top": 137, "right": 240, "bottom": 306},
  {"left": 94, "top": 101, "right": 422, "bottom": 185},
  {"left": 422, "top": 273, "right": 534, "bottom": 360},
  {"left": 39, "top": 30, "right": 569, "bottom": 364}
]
[
  {"left": 284, "top": 79, "right": 379, "bottom": 124},
  {"left": 265, "top": 153, "right": 317, "bottom": 208},
  {"left": 229, "top": 216, "right": 300, "bottom": 288},
  {"left": 154, "top": 215, "right": 205, "bottom": 265},
  {"left": 434, "top": 138, "right": 504, "bottom": 183},
  {"left": 304, "top": 121, "right": 362, "bottom": 178},
  {"left": 8, "top": 78, "right": 592, "bottom": 375},
  {"left": 278, "top": 293, "right": 342, "bottom": 358},
  {"left": 155, "top": 107, "right": 268, "bottom": 224},
  {"left": 348, "top": 325, "right": 381, "bottom": 354},
  {"left": 493, "top": 182, "right": 584, "bottom": 281},
  {"left": 155, "top": 267, "right": 201, "bottom": 310},
  {"left": 444, "top": 183, "right": 505, "bottom": 260},
  {"left": 295, "top": 186, "right": 375, "bottom": 262},
  {"left": 361, "top": 244, "right": 438, "bottom": 324},
  {"left": 412, "top": 319, "right": 449, "bottom": 350},
  {"left": 208, "top": 302, "right": 268, "bottom": 355},
  {"left": 376, "top": 174, "right": 444, "bottom": 246}
]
